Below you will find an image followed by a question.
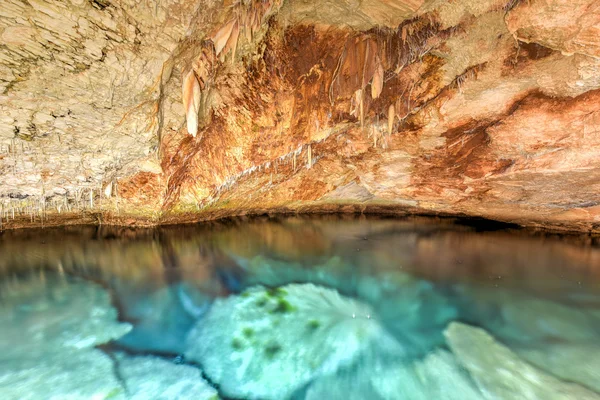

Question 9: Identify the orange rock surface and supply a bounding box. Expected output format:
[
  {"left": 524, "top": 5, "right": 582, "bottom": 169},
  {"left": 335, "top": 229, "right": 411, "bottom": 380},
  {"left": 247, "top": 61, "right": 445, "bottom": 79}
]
[{"left": 1, "top": 0, "right": 599, "bottom": 232}]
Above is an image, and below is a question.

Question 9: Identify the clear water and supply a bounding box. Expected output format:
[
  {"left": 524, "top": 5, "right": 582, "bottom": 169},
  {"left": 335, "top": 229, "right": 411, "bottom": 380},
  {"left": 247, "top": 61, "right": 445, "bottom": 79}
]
[{"left": 1, "top": 216, "right": 600, "bottom": 400}]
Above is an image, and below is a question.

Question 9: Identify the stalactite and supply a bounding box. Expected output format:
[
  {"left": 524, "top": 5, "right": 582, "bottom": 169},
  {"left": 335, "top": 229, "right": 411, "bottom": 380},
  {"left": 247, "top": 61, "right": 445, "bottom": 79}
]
[
  {"left": 222, "top": 20, "right": 240, "bottom": 63},
  {"left": 307, "top": 144, "right": 312, "bottom": 169},
  {"left": 116, "top": 181, "right": 120, "bottom": 215},
  {"left": 352, "top": 89, "right": 365, "bottom": 129},
  {"left": 293, "top": 151, "right": 297, "bottom": 172},
  {"left": 371, "top": 60, "right": 384, "bottom": 99},
  {"left": 104, "top": 182, "right": 112, "bottom": 198},
  {"left": 388, "top": 104, "right": 395, "bottom": 135},
  {"left": 211, "top": 19, "right": 237, "bottom": 56},
  {"left": 182, "top": 70, "right": 202, "bottom": 137},
  {"left": 373, "top": 126, "right": 378, "bottom": 147},
  {"left": 242, "top": 6, "right": 252, "bottom": 42}
]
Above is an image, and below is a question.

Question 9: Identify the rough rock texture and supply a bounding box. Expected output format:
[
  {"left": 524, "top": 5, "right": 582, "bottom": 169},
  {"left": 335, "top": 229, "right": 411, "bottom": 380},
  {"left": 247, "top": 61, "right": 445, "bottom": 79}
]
[
  {"left": 517, "top": 344, "right": 600, "bottom": 393},
  {"left": 0, "top": 349, "right": 126, "bottom": 400},
  {"left": 445, "top": 322, "right": 600, "bottom": 400},
  {"left": 0, "top": 274, "right": 132, "bottom": 359},
  {"left": 0, "top": 0, "right": 599, "bottom": 232},
  {"left": 185, "top": 283, "right": 402, "bottom": 400},
  {"left": 0, "top": 274, "right": 132, "bottom": 399},
  {"left": 116, "top": 354, "right": 218, "bottom": 400},
  {"left": 303, "top": 349, "right": 483, "bottom": 400}
]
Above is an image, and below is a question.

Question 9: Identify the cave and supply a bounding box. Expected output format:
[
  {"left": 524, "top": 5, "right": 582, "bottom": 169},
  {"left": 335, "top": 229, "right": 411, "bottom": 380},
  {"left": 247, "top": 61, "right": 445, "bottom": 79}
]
[
  {"left": 1, "top": 0, "right": 600, "bottom": 399},
  {"left": 0, "top": 0, "right": 598, "bottom": 231}
]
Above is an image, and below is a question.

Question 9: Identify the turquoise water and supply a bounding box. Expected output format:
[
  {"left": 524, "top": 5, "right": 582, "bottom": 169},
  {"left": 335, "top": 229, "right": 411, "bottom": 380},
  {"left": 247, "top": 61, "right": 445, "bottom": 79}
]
[{"left": 1, "top": 216, "right": 600, "bottom": 399}]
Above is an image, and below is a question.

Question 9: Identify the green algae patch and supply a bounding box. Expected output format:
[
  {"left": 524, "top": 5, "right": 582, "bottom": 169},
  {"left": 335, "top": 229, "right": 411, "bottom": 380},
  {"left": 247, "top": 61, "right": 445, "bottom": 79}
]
[
  {"left": 231, "top": 337, "right": 245, "bottom": 350},
  {"left": 272, "top": 297, "right": 295, "bottom": 314},
  {"left": 264, "top": 342, "right": 282, "bottom": 359},
  {"left": 307, "top": 319, "right": 321, "bottom": 331}
]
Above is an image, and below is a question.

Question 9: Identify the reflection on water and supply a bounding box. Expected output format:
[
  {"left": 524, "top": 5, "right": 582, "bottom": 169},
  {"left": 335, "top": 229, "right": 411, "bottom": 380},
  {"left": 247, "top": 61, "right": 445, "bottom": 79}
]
[{"left": 1, "top": 216, "right": 600, "bottom": 399}]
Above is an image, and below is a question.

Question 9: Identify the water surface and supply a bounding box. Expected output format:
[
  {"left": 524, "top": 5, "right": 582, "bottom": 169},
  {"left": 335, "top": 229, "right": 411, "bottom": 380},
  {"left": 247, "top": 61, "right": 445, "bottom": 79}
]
[{"left": 1, "top": 216, "right": 600, "bottom": 399}]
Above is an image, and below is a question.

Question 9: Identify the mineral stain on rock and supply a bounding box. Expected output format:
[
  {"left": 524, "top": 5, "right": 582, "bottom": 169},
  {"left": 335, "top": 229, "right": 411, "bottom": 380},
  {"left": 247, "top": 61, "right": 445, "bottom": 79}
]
[{"left": 0, "top": 0, "right": 599, "bottom": 234}]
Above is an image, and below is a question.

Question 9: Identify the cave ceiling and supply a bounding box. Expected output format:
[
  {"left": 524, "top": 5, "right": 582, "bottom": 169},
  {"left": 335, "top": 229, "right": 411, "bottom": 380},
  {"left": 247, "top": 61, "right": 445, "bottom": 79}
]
[{"left": 0, "top": 0, "right": 599, "bottom": 232}]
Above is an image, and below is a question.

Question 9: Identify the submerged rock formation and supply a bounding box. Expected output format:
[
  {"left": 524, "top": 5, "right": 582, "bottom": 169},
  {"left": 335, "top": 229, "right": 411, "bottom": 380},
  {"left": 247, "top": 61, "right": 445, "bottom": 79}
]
[
  {"left": 0, "top": 273, "right": 219, "bottom": 399},
  {"left": 445, "top": 322, "right": 600, "bottom": 400},
  {"left": 0, "top": 274, "right": 132, "bottom": 399},
  {"left": 185, "top": 283, "right": 402, "bottom": 399},
  {"left": 302, "top": 349, "right": 483, "bottom": 400},
  {"left": 1, "top": 0, "right": 599, "bottom": 231},
  {"left": 115, "top": 354, "right": 218, "bottom": 400}
]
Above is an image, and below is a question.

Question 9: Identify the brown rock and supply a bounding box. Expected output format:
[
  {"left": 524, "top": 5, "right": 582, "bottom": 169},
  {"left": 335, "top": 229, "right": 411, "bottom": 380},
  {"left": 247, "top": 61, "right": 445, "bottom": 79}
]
[{"left": 1, "top": 0, "right": 599, "bottom": 233}]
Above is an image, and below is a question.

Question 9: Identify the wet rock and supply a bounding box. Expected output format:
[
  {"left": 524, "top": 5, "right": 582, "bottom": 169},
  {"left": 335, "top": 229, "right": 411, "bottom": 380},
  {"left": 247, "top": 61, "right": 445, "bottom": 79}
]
[
  {"left": 237, "top": 254, "right": 354, "bottom": 291},
  {"left": 517, "top": 343, "right": 600, "bottom": 394},
  {"left": 403, "top": 350, "right": 482, "bottom": 400},
  {"left": 115, "top": 283, "right": 208, "bottom": 355},
  {"left": 452, "top": 285, "right": 600, "bottom": 345},
  {"left": 357, "top": 272, "right": 458, "bottom": 350},
  {"left": 237, "top": 254, "right": 458, "bottom": 357},
  {"left": 0, "top": 349, "right": 125, "bottom": 400},
  {"left": 116, "top": 354, "right": 218, "bottom": 400},
  {"left": 305, "top": 350, "right": 482, "bottom": 400},
  {"left": 302, "top": 359, "right": 392, "bottom": 400},
  {"left": 0, "top": 274, "right": 131, "bottom": 359},
  {"left": 186, "top": 283, "right": 401, "bottom": 400},
  {"left": 0, "top": 274, "right": 131, "bottom": 399},
  {"left": 501, "top": 295, "right": 599, "bottom": 341},
  {"left": 445, "top": 322, "right": 600, "bottom": 400}
]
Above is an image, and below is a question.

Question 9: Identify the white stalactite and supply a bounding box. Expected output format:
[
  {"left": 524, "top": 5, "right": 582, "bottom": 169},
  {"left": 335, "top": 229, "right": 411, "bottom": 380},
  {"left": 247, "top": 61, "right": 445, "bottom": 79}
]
[{"left": 182, "top": 70, "right": 202, "bottom": 137}]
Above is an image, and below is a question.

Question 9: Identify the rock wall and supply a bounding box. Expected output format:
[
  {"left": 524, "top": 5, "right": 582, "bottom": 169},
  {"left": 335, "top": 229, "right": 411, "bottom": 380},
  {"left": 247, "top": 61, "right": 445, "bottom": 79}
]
[{"left": 1, "top": 0, "right": 599, "bottom": 232}]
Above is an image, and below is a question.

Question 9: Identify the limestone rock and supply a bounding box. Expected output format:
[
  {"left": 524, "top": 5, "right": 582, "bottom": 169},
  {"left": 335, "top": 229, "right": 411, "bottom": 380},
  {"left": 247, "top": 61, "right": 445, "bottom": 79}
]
[
  {"left": 1, "top": 0, "right": 599, "bottom": 233},
  {"left": 506, "top": 0, "right": 600, "bottom": 58},
  {"left": 233, "top": 254, "right": 457, "bottom": 355},
  {"left": 517, "top": 343, "right": 600, "bottom": 394},
  {"left": 445, "top": 322, "right": 600, "bottom": 400},
  {"left": 0, "top": 348, "right": 126, "bottom": 400},
  {"left": 0, "top": 274, "right": 131, "bottom": 400},
  {"left": 500, "top": 295, "right": 600, "bottom": 341},
  {"left": 305, "top": 350, "right": 482, "bottom": 400},
  {"left": 116, "top": 354, "right": 218, "bottom": 400},
  {"left": 185, "top": 283, "right": 402, "bottom": 400},
  {"left": 0, "top": 274, "right": 132, "bottom": 359}
]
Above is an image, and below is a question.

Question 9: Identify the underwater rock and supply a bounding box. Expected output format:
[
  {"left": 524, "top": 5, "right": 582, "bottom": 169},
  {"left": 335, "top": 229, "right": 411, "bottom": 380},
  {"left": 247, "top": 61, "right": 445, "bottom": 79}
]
[
  {"left": 238, "top": 254, "right": 458, "bottom": 357},
  {"left": 185, "top": 283, "right": 402, "bottom": 400},
  {"left": 301, "top": 359, "right": 389, "bottom": 400},
  {"left": 357, "top": 272, "right": 458, "bottom": 356},
  {"left": 116, "top": 354, "right": 218, "bottom": 400},
  {"left": 517, "top": 343, "right": 600, "bottom": 394},
  {"left": 404, "top": 350, "right": 482, "bottom": 400},
  {"left": 115, "top": 282, "right": 208, "bottom": 355},
  {"left": 0, "top": 275, "right": 132, "bottom": 398},
  {"left": 0, "top": 348, "right": 125, "bottom": 400},
  {"left": 236, "top": 254, "right": 352, "bottom": 290},
  {"left": 445, "top": 322, "right": 600, "bottom": 400},
  {"left": 305, "top": 350, "right": 482, "bottom": 400},
  {"left": 453, "top": 285, "right": 600, "bottom": 345},
  {"left": 0, "top": 275, "right": 131, "bottom": 359},
  {"left": 500, "top": 296, "right": 600, "bottom": 341}
]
